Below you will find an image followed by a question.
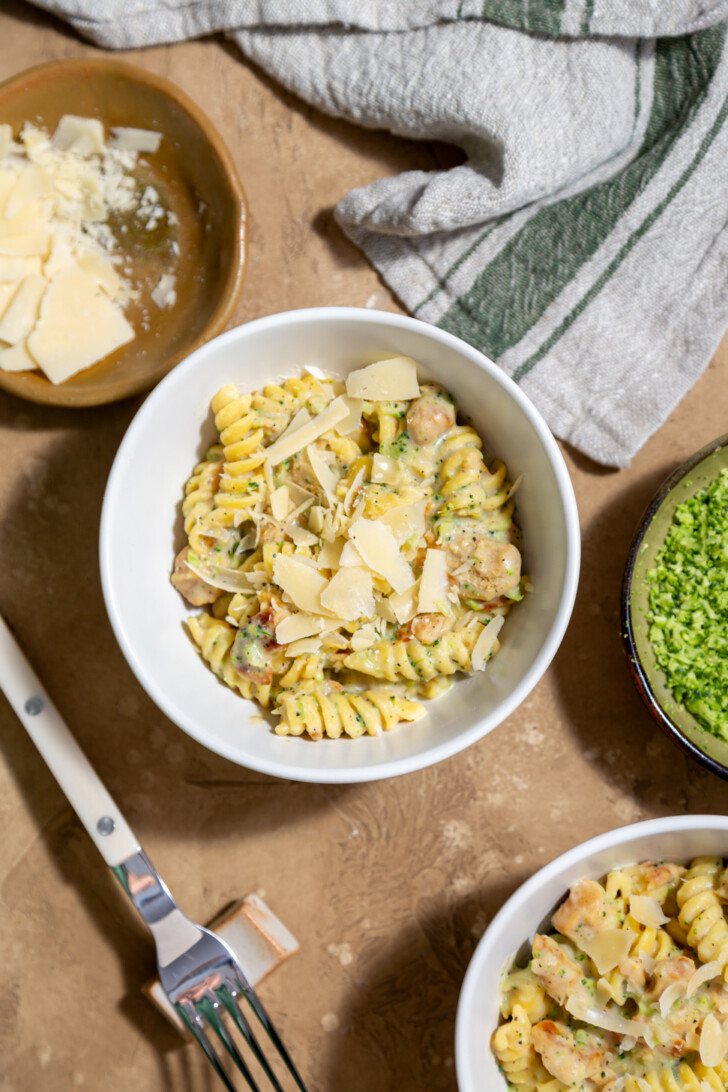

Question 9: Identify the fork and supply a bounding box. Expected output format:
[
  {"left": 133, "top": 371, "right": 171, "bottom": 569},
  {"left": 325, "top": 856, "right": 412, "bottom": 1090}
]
[{"left": 0, "top": 613, "right": 308, "bottom": 1092}]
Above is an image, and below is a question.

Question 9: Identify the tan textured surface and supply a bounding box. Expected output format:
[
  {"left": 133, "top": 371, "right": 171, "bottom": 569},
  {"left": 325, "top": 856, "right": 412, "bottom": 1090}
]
[{"left": 1, "top": 4, "right": 728, "bottom": 1091}]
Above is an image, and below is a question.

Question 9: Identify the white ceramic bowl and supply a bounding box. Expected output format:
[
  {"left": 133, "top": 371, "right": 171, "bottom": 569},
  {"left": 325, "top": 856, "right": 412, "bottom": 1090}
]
[
  {"left": 100, "top": 307, "right": 579, "bottom": 783},
  {"left": 456, "top": 814, "right": 728, "bottom": 1092}
]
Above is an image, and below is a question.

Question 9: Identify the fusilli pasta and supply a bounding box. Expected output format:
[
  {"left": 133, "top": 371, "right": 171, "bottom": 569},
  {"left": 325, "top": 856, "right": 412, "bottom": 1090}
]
[
  {"left": 172, "top": 358, "right": 525, "bottom": 740},
  {"left": 493, "top": 857, "right": 728, "bottom": 1091}
]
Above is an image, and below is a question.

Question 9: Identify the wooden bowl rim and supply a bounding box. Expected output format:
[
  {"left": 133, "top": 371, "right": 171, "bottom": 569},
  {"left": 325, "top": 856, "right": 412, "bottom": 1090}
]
[{"left": 0, "top": 56, "right": 247, "bottom": 408}]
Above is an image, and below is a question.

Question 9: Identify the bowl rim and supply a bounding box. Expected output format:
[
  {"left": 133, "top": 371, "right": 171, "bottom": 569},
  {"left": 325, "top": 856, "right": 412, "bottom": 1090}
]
[
  {"left": 455, "top": 812, "right": 728, "bottom": 1091},
  {"left": 100, "top": 306, "right": 581, "bottom": 782},
  {"left": 0, "top": 56, "right": 247, "bottom": 408},
  {"left": 621, "top": 432, "right": 728, "bottom": 783}
]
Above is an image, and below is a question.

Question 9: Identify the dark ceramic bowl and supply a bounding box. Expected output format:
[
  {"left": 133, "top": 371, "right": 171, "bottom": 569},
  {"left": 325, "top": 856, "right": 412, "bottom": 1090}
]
[{"left": 622, "top": 433, "right": 728, "bottom": 781}]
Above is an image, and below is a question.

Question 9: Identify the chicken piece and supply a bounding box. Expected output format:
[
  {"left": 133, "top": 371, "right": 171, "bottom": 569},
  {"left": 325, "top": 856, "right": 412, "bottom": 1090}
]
[
  {"left": 446, "top": 532, "right": 521, "bottom": 602},
  {"left": 230, "top": 613, "right": 277, "bottom": 685},
  {"left": 531, "top": 934, "right": 596, "bottom": 1010},
  {"left": 406, "top": 384, "right": 456, "bottom": 445},
  {"left": 408, "top": 613, "right": 451, "bottom": 644},
  {"left": 170, "top": 546, "right": 220, "bottom": 606},
  {"left": 258, "top": 517, "right": 288, "bottom": 543},
  {"left": 553, "top": 879, "right": 621, "bottom": 947},
  {"left": 615, "top": 954, "right": 647, "bottom": 997},
  {"left": 636, "top": 861, "right": 685, "bottom": 896},
  {"left": 531, "top": 1020, "right": 613, "bottom": 1086},
  {"left": 617, "top": 860, "right": 685, "bottom": 902},
  {"left": 645, "top": 954, "right": 696, "bottom": 1001}
]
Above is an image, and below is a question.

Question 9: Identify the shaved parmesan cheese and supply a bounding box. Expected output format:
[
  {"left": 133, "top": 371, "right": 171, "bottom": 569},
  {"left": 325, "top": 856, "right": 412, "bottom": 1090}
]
[
  {"left": 659, "top": 981, "right": 687, "bottom": 1018},
  {"left": 286, "top": 496, "right": 315, "bottom": 524},
  {"left": 345, "top": 356, "right": 420, "bottom": 401},
  {"left": 0, "top": 340, "right": 37, "bottom": 372},
  {"left": 275, "top": 612, "right": 329, "bottom": 644},
  {"left": 273, "top": 554, "right": 329, "bottom": 614},
  {"left": 700, "top": 1012, "right": 728, "bottom": 1067},
  {"left": 77, "top": 250, "right": 121, "bottom": 299},
  {"left": 264, "top": 398, "right": 348, "bottom": 465},
  {"left": 629, "top": 895, "right": 670, "bottom": 928},
  {"left": 287, "top": 482, "right": 316, "bottom": 507},
  {"left": 286, "top": 636, "right": 322, "bottom": 656},
  {"left": 308, "top": 505, "right": 325, "bottom": 534},
  {"left": 0, "top": 232, "right": 47, "bottom": 257},
  {"left": 320, "top": 566, "right": 374, "bottom": 621},
  {"left": 333, "top": 395, "right": 364, "bottom": 435},
  {"left": 471, "top": 616, "right": 505, "bottom": 672},
  {"left": 317, "top": 538, "right": 344, "bottom": 570},
  {"left": 151, "top": 272, "right": 177, "bottom": 309},
  {"left": 418, "top": 549, "right": 449, "bottom": 615},
  {"left": 344, "top": 466, "right": 366, "bottom": 514},
  {"left": 52, "top": 115, "right": 105, "bottom": 155},
  {"left": 350, "top": 623, "right": 377, "bottom": 651},
  {"left": 564, "top": 996, "right": 647, "bottom": 1039},
  {"left": 389, "top": 581, "right": 420, "bottom": 625},
  {"left": 277, "top": 406, "right": 311, "bottom": 444},
  {"left": 0, "top": 256, "right": 41, "bottom": 283},
  {"left": 339, "top": 541, "right": 365, "bottom": 568},
  {"left": 371, "top": 453, "right": 402, "bottom": 485},
  {"left": 184, "top": 555, "right": 253, "bottom": 593},
  {"left": 378, "top": 499, "right": 427, "bottom": 545},
  {"left": 348, "top": 518, "right": 414, "bottom": 594},
  {"left": 288, "top": 525, "right": 318, "bottom": 547},
  {"left": 0, "top": 272, "right": 46, "bottom": 344},
  {"left": 28, "top": 267, "right": 134, "bottom": 383},
  {"left": 0, "top": 124, "right": 10, "bottom": 160},
  {"left": 375, "top": 594, "right": 397, "bottom": 623},
  {"left": 580, "top": 929, "right": 633, "bottom": 975},
  {"left": 270, "top": 485, "right": 290, "bottom": 522},
  {"left": 307, "top": 444, "right": 339, "bottom": 503},
  {"left": 636, "top": 950, "right": 657, "bottom": 974},
  {"left": 109, "top": 126, "right": 162, "bottom": 154},
  {"left": 687, "top": 960, "right": 723, "bottom": 998}
]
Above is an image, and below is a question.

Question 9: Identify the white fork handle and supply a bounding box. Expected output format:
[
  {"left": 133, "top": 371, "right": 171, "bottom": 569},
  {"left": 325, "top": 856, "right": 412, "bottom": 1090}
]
[{"left": 0, "top": 612, "right": 140, "bottom": 867}]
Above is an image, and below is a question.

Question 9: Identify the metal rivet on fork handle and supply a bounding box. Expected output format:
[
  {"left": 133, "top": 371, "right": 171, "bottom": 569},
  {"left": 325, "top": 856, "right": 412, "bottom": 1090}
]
[
  {"left": 97, "top": 817, "right": 115, "bottom": 836},
  {"left": 24, "top": 696, "right": 43, "bottom": 715}
]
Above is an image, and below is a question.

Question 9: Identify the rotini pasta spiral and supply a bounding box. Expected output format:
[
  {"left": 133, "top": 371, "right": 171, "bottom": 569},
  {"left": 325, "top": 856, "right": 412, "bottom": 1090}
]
[
  {"left": 491, "top": 1005, "right": 549, "bottom": 1089},
  {"left": 275, "top": 686, "right": 424, "bottom": 739},
  {"left": 186, "top": 613, "right": 273, "bottom": 707},
  {"left": 623, "top": 1062, "right": 723, "bottom": 1090},
  {"left": 343, "top": 633, "right": 474, "bottom": 682},
  {"left": 677, "top": 857, "right": 728, "bottom": 973}
]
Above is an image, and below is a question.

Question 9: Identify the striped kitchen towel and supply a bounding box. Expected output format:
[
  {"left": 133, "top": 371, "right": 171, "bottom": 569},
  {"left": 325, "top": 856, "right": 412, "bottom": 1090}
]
[{"left": 33, "top": 2, "right": 728, "bottom": 466}]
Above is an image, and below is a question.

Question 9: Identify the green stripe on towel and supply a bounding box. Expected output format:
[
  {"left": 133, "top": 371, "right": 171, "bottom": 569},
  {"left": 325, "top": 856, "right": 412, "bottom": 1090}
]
[{"left": 435, "top": 26, "right": 726, "bottom": 364}]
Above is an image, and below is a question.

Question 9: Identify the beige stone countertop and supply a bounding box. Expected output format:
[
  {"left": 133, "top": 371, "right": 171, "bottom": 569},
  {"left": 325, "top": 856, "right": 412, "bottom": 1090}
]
[{"left": 2, "top": 4, "right": 728, "bottom": 1090}]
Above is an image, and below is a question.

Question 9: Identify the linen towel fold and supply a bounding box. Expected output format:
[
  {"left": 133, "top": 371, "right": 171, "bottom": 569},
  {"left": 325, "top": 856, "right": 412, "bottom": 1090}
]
[{"left": 30, "top": 1, "right": 728, "bottom": 465}]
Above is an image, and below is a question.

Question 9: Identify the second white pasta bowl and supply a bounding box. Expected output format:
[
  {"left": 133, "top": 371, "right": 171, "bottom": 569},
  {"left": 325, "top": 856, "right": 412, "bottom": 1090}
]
[
  {"left": 456, "top": 814, "right": 728, "bottom": 1092},
  {"left": 100, "top": 308, "right": 579, "bottom": 783}
]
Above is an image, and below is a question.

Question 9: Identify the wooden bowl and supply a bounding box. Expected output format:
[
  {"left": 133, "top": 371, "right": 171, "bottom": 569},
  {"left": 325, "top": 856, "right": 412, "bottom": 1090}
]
[
  {"left": 0, "top": 58, "right": 246, "bottom": 407},
  {"left": 622, "top": 433, "right": 728, "bottom": 781}
]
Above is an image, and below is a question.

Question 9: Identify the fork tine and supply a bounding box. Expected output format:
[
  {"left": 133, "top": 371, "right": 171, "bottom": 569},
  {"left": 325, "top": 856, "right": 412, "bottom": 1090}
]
[
  {"left": 196, "top": 992, "right": 266, "bottom": 1092},
  {"left": 176, "top": 1001, "right": 239, "bottom": 1092},
  {"left": 231, "top": 973, "right": 309, "bottom": 1092},
  {"left": 216, "top": 985, "right": 285, "bottom": 1092}
]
